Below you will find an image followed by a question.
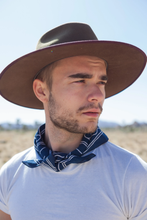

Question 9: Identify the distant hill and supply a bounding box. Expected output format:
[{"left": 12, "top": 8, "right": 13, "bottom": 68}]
[
  {"left": 0, "top": 120, "right": 119, "bottom": 130},
  {"left": 0, "top": 122, "right": 41, "bottom": 130},
  {"left": 125, "top": 121, "right": 147, "bottom": 128},
  {"left": 0, "top": 120, "right": 147, "bottom": 130},
  {"left": 98, "top": 120, "right": 119, "bottom": 128}
]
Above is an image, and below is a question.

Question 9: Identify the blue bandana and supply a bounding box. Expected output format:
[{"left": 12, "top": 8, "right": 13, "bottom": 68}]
[{"left": 22, "top": 124, "right": 108, "bottom": 172}]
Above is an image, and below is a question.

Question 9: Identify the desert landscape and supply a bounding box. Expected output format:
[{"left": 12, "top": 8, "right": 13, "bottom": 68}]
[{"left": 0, "top": 127, "right": 147, "bottom": 168}]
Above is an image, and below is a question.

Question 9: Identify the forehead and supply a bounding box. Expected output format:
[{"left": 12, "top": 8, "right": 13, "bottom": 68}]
[
  {"left": 56, "top": 55, "right": 106, "bottom": 67},
  {"left": 52, "top": 55, "right": 107, "bottom": 78}
]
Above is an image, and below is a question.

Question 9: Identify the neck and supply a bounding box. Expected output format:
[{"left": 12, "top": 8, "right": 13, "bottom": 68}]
[{"left": 44, "top": 122, "right": 83, "bottom": 154}]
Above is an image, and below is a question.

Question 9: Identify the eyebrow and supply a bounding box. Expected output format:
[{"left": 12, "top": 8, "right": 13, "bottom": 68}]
[{"left": 68, "top": 73, "right": 108, "bottom": 81}]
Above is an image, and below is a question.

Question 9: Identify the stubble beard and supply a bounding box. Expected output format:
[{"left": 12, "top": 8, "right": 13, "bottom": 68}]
[{"left": 48, "top": 93, "right": 101, "bottom": 134}]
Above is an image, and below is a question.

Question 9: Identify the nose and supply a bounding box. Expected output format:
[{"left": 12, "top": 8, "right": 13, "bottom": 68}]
[{"left": 87, "top": 85, "right": 105, "bottom": 103}]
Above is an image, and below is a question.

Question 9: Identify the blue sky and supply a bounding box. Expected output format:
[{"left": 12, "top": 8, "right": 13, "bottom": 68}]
[{"left": 0, "top": 0, "right": 147, "bottom": 125}]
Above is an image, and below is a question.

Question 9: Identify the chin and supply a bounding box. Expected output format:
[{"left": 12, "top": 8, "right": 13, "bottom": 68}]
[
  {"left": 87, "top": 127, "right": 97, "bottom": 134},
  {"left": 81, "top": 123, "right": 98, "bottom": 134}
]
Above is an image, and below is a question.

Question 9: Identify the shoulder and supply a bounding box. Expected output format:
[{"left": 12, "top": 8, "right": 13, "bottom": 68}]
[
  {"left": 95, "top": 141, "right": 137, "bottom": 160},
  {"left": 0, "top": 146, "right": 41, "bottom": 200},
  {"left": 94, "top": 141, "right": 147, "bottom": 175},
  {"left": 1, "top": 147, "right": 34, "bottom": 167},
  {"left": 106, "top": 141, "right": 147, "bottom": 165},
  {"left": 100, "top": 141, "right": 143, "bottom": 159},
  {"left": 0, "top": 147, "right": 38, "bottom": 178}
]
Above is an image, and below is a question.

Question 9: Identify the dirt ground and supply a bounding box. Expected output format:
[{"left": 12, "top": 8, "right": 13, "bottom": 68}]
[{"left": 0, "top": 129, "right": 147, "bottom": 168}]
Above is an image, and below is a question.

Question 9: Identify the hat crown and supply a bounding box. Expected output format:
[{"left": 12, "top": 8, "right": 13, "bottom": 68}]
[{"left": 36, "top": 23, "right": 98, "bottom": 50}]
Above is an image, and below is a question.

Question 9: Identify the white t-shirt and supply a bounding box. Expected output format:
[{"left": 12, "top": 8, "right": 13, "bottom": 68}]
[{"left": 0, "top": 141, "right": 147, "bottom": 220}]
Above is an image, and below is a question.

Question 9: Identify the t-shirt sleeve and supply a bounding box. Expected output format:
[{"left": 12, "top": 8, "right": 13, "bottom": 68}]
[
  {"left": 0, "top": 164, "right": 10, "bottom": 214},
  {"left": 123, "top": 156, "right": 147, "bottom": 219}
]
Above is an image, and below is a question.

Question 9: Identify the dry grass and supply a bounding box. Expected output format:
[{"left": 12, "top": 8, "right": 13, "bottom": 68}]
[
  {"left": 103, "top": 128, "right": 147, "bottom": 162},
  {"left": 0, "top": 130, "right": 35, "bottom": 168},
  {"left": 0, "top": 129, "right": 147, "bottom": 168}
]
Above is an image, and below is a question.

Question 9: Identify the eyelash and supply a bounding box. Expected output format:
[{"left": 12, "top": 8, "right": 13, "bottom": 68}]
[
  {"left": 100, "top": 81, "right": 107, "bottom": 85},
  {"left": 75, "top": 80, "right": 85, "bottom": 83},
  {"left": 74, "top": 80, "right": 107, "bottom": 85}
]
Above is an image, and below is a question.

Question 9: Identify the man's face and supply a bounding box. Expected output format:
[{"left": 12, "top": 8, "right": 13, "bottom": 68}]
[{"left": 47, "top": 55, "right": 107, "bottom": 134}]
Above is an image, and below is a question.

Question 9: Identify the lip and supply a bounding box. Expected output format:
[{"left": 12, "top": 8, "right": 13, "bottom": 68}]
[{"left": 82, "top": 109, "right": 101, "bottom": 117}]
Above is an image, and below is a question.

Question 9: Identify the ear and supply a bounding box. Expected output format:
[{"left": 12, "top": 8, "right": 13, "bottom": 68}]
[{"left": 33, "top": 79, "right": 49, "bottom": 103}]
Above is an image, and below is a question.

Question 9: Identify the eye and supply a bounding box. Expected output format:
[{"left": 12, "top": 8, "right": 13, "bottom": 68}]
[
  {"left": 99, "top": 81, "right": 107, "bottom": 85},
  {"left": 74, "top": 79, "right": 85, "bottom": 83}
]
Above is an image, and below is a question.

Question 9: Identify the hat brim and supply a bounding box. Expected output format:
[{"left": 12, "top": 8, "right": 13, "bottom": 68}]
[{"left": 0, "top": 40, "right": 146, "bottom": 109}]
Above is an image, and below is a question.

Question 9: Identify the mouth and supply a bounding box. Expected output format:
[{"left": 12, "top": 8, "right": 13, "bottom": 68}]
[{"left": 82, "top": 109, "right": 101, "bottom": 118}]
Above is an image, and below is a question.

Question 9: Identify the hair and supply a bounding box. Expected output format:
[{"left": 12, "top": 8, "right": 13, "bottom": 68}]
[{"left": 36, "top": 61, "right": 58, "bottom": 91}]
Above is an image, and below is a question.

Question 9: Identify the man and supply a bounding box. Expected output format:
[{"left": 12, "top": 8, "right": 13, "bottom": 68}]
[{"left": 0, "top": 23, "right": 147, "bottom": 220}]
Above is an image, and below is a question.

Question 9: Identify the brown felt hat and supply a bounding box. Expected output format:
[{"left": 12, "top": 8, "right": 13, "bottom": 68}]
[{"left": 0, "top": 22, "right": 146, "bottom": 109}]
